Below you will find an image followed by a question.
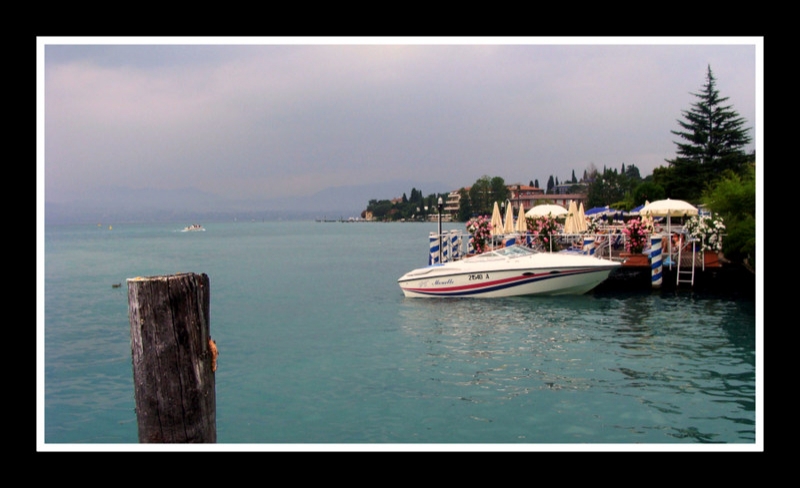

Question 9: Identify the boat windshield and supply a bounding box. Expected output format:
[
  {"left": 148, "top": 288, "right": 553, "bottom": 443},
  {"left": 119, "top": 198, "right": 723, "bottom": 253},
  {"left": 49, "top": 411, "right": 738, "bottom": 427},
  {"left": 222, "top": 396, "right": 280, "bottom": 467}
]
[{"left": 474, "top": 245, "right": 537, "bottom": 259}]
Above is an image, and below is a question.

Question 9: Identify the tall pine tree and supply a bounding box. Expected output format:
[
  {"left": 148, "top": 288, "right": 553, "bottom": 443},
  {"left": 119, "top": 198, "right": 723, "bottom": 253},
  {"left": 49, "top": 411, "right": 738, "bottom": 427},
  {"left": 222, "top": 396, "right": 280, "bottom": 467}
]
[{"left": 660, "top": 65, "right": 752, "bottom": 201}]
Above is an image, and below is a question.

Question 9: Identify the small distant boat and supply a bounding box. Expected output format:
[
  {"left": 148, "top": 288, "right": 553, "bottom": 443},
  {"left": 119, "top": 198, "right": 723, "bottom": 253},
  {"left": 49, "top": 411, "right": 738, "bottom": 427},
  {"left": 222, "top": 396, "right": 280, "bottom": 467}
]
[
  {"left": 398, "top": 245, "right": 620, "bottom": 298},
  {"left": 182, "top": 224, "right": 205, "bottom": 232}
]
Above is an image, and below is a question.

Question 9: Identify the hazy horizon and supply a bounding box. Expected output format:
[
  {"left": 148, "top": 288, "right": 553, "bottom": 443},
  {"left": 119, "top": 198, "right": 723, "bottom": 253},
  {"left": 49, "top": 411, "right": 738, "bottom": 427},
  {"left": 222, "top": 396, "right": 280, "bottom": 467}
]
[{"left": 40, "top": 37, "right": 760, "bottom": 209}]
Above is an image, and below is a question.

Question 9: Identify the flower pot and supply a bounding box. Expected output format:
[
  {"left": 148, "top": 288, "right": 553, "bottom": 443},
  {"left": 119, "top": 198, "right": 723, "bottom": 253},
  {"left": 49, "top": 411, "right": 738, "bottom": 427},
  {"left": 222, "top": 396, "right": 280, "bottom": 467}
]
[
  {"left": 620, "top": 252, "right": 649, "bottom": 267},
  {"left": 703, "top": 252, "right": 721, "bottom": 267}
]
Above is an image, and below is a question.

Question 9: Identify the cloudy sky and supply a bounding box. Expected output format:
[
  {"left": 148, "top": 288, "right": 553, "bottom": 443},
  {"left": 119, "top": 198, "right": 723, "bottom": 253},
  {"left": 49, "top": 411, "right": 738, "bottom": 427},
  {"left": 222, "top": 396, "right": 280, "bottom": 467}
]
[{"left": 39, "top": 37, "right": 761, "bottom": 204}]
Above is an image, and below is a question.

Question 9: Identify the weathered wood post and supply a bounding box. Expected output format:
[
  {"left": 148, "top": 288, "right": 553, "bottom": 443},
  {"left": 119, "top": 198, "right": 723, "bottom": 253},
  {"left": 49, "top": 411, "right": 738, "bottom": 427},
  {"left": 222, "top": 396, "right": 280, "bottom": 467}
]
[{"left": 127, "top": 272, "right": 217, "bottom": 443}]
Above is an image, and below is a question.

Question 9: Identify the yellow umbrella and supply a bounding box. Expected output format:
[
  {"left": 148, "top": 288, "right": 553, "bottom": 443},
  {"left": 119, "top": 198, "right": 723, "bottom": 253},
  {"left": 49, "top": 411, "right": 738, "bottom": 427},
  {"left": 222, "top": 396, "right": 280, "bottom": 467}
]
[
  {"left": 503, "top": 203, "right": 515, "bottom": 234},
  {"left": 577, "top": 202, "right": 587, "bottom": 232},
  {"left": 564, "top": 200, "right": 579, "bottom": 234},
  {"left": 490, "top": 201, "right": 503, "bottom": 237},
  {"left": 516, "top": 204, "right": 527, "bottom": 233}
]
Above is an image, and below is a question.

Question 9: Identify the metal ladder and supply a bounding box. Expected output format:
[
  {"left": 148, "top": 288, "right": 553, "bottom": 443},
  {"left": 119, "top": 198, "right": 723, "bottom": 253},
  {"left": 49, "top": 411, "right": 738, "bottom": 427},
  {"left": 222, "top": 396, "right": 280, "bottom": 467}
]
[{"left": 675, "top": 238, "right": 696, "bottom": 286}]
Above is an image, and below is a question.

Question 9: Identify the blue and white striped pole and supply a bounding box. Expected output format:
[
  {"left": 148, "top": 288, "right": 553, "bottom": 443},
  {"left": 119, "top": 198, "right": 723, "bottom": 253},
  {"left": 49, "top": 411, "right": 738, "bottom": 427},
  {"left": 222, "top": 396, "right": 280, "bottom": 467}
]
[
  {"left": 450, "top": 230, "right": 460, "bottom": 261},
  {"left": 650, "top": 234, "right": 663, "bottom": 288},
  {"left": 583, "top": 236, "right": 595, "bottom": 256},
  {"left": 429, "top": 232, "right": 439, "bottom": 265}
]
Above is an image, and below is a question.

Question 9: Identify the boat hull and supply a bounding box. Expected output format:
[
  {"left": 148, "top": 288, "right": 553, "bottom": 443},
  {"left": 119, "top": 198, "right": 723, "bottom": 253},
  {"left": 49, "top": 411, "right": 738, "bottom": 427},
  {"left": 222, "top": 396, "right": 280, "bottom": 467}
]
[
  {"left": 398, "top": 246, "right": 620, "bottom": 298},
  {"left": 398, "top": 265, "right": 616, "bottom": 298}
]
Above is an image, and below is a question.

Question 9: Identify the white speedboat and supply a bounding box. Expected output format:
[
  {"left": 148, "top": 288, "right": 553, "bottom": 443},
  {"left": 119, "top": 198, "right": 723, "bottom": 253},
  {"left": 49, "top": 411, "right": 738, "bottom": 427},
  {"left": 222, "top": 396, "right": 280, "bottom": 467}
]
[
  {"left": 398, "top": 245, "right": 620, "bottom": 298},
  {"left": 181, "top": 224, "right": 205, "bottom": 232}
]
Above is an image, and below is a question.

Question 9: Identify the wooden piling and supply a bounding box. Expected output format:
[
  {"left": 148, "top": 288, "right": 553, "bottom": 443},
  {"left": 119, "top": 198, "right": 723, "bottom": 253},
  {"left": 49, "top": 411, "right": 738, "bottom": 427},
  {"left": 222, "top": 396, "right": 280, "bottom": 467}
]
[{"left": 127, "top": 272, "right": 216, "bottom": 443}]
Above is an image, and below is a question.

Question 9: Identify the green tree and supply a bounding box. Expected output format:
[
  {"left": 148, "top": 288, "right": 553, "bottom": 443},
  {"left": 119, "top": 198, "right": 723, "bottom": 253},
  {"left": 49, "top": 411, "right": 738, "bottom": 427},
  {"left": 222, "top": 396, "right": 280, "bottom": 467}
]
[
  {"left": 457, "top": 188, "right": 472, "bottom": 221},
  {"left": 409, "top": 188, "right": 422, "bottom": 205},
  {"left": 366, "top": 199, "right": 393, "bottom": 220},
  {"left": 624, "top": 164, "right": 641, "bottom": 180},
  {"left": 702, "top": 163, "right": 756, "bottom": 269},
  {"left": 659, "top": 65, "right": 752, "bottom": 202},
  {"left": 586, "top": 167, "right": 627, "bottom": 208},
  {"left": 490, "top": 176, "right": 510, "bottom": 205},
  {"left": 468, "top": 176, "right": 493, "bottom": 216},
  {"left": 632, "top": 181, "right": 665, "bottom": 206},
  {"left": 463, "top": 175, "right": 509, "bottom": 217}
]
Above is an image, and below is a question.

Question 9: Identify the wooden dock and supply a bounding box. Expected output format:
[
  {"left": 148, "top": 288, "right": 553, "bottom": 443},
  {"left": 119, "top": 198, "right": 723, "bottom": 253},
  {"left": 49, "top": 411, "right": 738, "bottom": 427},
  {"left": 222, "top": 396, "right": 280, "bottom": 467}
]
[{"left": 594, "top": 252, "right": 753, "bottom": 297}]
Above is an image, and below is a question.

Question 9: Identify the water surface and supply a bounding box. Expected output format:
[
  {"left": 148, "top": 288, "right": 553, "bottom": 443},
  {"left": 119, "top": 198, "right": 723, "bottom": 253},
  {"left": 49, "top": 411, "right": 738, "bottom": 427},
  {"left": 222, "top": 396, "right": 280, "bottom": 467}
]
[{"left": 41, "top": 221, "right": 759, "bottom": 449}]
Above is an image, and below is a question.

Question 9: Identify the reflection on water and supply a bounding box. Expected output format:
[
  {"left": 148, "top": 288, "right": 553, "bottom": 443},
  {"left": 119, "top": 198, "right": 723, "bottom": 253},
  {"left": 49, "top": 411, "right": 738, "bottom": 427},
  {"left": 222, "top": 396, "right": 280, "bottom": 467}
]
[{"left": 397, "top": 293, "right": 756, "bottom": 443}]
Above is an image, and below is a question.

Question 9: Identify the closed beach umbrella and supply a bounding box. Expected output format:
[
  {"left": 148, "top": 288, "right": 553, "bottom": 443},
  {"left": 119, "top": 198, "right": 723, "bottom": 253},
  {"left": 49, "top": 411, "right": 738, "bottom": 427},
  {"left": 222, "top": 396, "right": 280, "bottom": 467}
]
[
  {"left": 577, "top": 202, "right": 587, "bottom": 232},
  {"left": 503, "top": 202, "right": 515, "bottom": 234},
  {"left": 564, "top": 200, "right": 579, "bottom": 234},
  {"left": 526, "top": 204, "right": 568, "bottom": 218},
  {"left": 516, "top": 204, "right": 527, "bottom": 233},
  {"left": 490, "top": 201, "right": 503, "bottom": 237}
]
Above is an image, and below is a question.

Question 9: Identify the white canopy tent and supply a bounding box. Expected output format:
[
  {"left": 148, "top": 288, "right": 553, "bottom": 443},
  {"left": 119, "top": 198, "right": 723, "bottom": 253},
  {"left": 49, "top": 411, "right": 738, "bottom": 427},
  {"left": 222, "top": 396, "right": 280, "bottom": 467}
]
[{"left": 526, "top": 204, "right": 568, "bottom": 218}]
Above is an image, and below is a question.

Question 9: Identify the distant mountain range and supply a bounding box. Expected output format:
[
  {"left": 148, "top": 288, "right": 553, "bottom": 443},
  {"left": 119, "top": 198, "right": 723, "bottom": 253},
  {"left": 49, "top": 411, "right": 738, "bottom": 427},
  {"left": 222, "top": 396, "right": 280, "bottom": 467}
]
[{"left": 44, "top": 180, "right": 454, "bottom": 224}]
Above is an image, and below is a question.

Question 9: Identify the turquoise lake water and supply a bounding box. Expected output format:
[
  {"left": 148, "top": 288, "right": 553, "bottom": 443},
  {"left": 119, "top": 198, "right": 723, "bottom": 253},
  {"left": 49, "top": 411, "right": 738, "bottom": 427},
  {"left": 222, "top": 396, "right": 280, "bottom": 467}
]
[{"left": 40, "top": 221, "right": 760, "bottom": 450}]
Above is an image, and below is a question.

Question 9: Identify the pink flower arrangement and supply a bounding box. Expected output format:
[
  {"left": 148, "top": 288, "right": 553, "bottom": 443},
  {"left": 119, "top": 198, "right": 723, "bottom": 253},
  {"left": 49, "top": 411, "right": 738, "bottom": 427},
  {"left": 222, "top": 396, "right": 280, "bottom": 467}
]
[
  {"left": 622, "top": 218, "right": 650, "bottom": 253},
  {"left": 526, "top": 215, "right": 563, "bottom": 251},
  {"left": 466, "top": 215, "right": 493, "bottom": 254}
]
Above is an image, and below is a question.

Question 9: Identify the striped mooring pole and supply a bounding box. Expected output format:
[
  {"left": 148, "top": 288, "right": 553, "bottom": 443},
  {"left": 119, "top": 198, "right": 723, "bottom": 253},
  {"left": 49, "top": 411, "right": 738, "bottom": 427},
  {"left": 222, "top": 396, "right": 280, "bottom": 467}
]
[
  {"left": 429, "top": 232, "right": 440, "bottom": 265},
  {"left": 650, "top": 234, "right": 663, "bottom": 288},
  {"left": 450, "top": 230, "right": 461, "bottom": 261}
]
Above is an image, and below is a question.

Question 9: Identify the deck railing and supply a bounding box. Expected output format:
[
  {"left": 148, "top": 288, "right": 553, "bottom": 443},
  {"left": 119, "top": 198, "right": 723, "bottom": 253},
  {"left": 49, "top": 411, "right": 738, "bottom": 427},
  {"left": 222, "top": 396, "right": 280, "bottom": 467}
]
[
  {"left": 427, "top": 231, "right": 629, "bottom": 264},
  {"left": 427, "top": 229, "right": 714, "bottom": 268}
]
